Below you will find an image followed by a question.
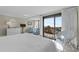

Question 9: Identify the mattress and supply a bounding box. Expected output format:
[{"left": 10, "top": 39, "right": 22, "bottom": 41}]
[{"left": 0, "top": 33, "right": 57, "bottom": 52}]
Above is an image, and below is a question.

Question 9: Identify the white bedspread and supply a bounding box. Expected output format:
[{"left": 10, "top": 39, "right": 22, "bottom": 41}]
[{"left": 0, "top": 33, "right": 57, "bottom": 52}]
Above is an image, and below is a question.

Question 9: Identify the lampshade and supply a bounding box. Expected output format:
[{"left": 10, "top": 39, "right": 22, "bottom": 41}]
[{"left": 20, "top": 24, "right": 26, "bottom": 27}]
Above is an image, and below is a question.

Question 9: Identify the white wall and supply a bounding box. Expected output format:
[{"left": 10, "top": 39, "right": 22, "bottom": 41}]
[
  {"left": 0, "top": 15, "right": 25, "bottom": 28},
  {"left": 39, "top": 16, "right": 43, "bottom": 36},
  {"left": 77, "top": 7, "right": 79, "bottom": 48}
]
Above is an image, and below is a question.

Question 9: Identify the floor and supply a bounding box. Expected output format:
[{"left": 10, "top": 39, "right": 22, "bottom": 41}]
[
  {"left": 0, "top": 32, "right": 78, "bottom": 52},
  {"left": 0, "top": 33, "right": 58, "bottom": 52}
]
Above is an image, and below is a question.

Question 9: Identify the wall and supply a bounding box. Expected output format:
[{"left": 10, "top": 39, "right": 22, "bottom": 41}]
[
  {"left": 0, "top": 15, "right": 26, "bottom": 36},
  {"left": 40, "top": 16, "right": 43, "bottom": 36},
  {"left": 77, "top": 7, "right": 79, "bottom": 48},
  {"left": 0, "top": 15, "right": 25, "bottom": 28}
]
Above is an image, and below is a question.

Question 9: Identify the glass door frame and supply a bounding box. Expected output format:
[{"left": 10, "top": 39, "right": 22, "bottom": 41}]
[{"left": 43, "top": 13, "right": 61, "bottom": 40}]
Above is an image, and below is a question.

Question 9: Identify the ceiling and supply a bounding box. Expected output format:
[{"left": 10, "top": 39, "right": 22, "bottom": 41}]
[{"left": 0, "top": 6, "right": 70, "bottom": 18}]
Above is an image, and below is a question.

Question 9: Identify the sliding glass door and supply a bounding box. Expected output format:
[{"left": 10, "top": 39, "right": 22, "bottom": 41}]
[
  {"left": 43, "top": 13, "right": 62, "bottom": 39},
  {"left": 55, "top": 15, "right": 62, "bottom": 39},
  {"left": 43, "top": 17, "right": 54, "bottom": 39}
]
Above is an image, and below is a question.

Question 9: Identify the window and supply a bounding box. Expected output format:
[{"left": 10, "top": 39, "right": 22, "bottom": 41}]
[{"left": 43, "top": 13, "right": 62, "bottom": 39}]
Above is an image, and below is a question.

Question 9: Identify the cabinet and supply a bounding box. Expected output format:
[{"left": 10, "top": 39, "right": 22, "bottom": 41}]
[{"left": 7, "top": 28, "right": 21, "bottom": 35}]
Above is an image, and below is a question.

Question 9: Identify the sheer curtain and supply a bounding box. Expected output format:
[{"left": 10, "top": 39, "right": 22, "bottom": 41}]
[{"left": 62, "top": 7, "right": 77, "bottom": 48}]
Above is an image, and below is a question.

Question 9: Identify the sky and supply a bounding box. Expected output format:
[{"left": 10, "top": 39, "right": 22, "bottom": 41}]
[{"left": 44, "top": 17, "right": 62, "bottom": 27}]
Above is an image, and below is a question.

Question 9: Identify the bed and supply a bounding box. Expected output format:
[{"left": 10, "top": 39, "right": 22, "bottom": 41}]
[{"left": 0, "top": 33, "right": 57, "bottom": 52}]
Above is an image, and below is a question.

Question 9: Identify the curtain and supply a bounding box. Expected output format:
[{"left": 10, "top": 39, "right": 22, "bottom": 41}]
[{"left": 62, "top": 7, "right": 77, "bottom": 48}]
